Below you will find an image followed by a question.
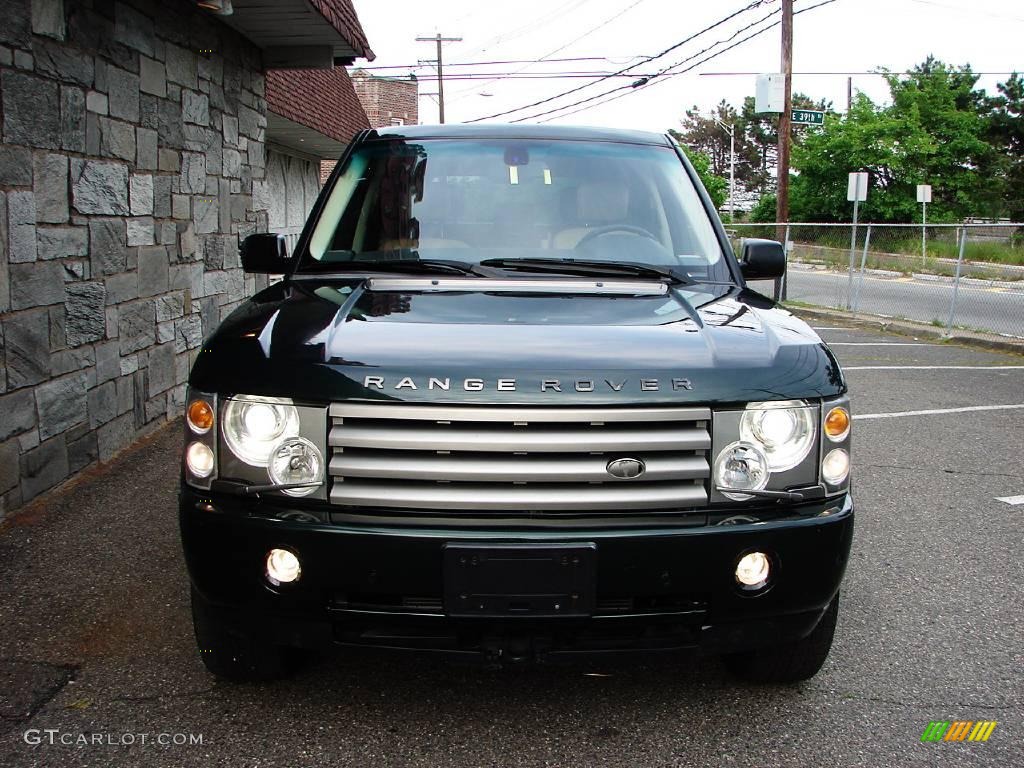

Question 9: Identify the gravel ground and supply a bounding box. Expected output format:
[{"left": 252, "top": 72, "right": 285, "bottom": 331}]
[{"left": 0, "top": 322, "right": 1021, "bottom": 767}]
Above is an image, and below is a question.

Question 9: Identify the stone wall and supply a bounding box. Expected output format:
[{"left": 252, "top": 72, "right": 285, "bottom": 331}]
[
  {"left": 267, "top": 148, "right": 321, "bottom": 249},
  {"left": 0, "top": 0, "right": 270, "bottom": 518}
]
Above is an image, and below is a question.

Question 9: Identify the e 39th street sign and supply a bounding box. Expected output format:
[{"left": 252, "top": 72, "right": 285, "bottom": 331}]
[{"left": 792, "top": 109, "right": 825, "bottom": 125}]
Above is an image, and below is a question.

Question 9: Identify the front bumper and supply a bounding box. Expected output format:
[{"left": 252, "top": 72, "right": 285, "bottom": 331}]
[{"left": 180, "top": 489, "right": 854, "bottom": 659}]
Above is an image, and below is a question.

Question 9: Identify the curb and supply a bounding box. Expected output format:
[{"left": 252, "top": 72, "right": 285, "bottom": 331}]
[{"left": 787, "top": 305, "right": 1024, "bottom": 356}]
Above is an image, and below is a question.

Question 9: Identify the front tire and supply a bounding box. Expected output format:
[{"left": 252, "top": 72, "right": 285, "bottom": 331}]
[
  {"left": 190, "top": 588, "right": 292, "bottom": 682},
  {"left": 724, "top": 593, "right": 840, "bottom": 684}
]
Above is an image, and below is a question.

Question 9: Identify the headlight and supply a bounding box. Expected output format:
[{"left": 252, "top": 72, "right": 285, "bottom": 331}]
[
  {"left": 740, "top": 400, "right": 816, "bottom": 472},
  {"left": 222, "top": 395, "right": 300, "bottom": 466},
  {"left": 822, "top": 448, "right": 850, "bottom": 485},
  {"left": 267, "top": 437, "right": 324, "bottom": 496},
  {"left": 185, "top": 441, "right": 215, "bottom": 478},
  {"left": 714, "top": 441, "right": 770, "bottom": 501}
]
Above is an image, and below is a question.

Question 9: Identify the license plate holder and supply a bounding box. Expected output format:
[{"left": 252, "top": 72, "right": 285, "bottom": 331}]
[{"left": 443, "top": 543, "right": 597, "bottom": 618}]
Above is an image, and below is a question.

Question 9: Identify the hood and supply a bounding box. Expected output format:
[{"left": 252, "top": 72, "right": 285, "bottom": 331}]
[{"left": 189, "top": 278, "right": 846, "bottom": 405}]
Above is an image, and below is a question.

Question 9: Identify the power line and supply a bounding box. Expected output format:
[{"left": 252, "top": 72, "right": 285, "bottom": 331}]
[
  {"left": 454, "top": 0, "right": 590, "bottom": 60},
  {"left": 465, "top": 0, "right": 774, "bottom": 123},
  {"left": 355, "top": 56, "right": 646, "bottom": 71},
  {"left": 698, "top": 70, "right": 1022, "bottom": 76},
  {"left": 406, "top": 71, "right": 691, "bottom": 81},
  {"left": 531, "top": 0, "right": 838, "bottom": 124},
  {"left": 512, "top": 4, "right": 785, "bottom": 123},
  {"left": 446, "top": 0, "right": 651, "bottom": 102}
]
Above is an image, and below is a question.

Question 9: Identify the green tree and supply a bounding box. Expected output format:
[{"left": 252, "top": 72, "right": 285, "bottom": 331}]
[
  {"left": 669, "top": 131, "right": 727, "bottom": 209},
  {"left": 987, "top": 72, "right": 1024, "bottom": 219},
  {"left": 740, "top": 93, "right": 833, "bottom": 194},
  {"left": 676, "top": 101, "right": 760, "bottom": 188},
  {"left": 790, "top": 58, "right": 997, "bottom": 222}
]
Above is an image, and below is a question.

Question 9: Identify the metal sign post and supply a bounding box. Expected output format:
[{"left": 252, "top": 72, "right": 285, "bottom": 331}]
[
  {"left": 917, "top": 184, "right": 932, "bottom": 267},
  {"left": 846, "top": 172, "right": 868, "bottom": 309},
  {"left": 946, "top": 226, "right": 967, "bottom": 333}
]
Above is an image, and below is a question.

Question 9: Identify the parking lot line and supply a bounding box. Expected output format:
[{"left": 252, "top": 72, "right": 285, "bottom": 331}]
[
  {"left": 844, "top": 365, "right": 1024, "bottom": 370},
  {"left": 854, "top": 404, "right": 1024, "bottom": 420},
  {"left": 996, "top": 495, "right": 1024, "bottom": 505},
  {"left": 827, "top": 342, "right": 938, "bottom": 346}
]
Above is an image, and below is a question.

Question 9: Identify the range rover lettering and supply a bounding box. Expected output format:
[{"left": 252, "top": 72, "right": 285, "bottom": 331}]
[{"left": 180, "top": 125, "right": 853, "bottom": 683}]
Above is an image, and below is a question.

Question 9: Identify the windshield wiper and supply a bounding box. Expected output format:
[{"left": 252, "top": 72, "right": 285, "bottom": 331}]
[
  {"left": 304, "top": 254, "right": 490, "bottom": 278},
  {"left": 479, "top": 257, "right": 693, "bottom": 285}
]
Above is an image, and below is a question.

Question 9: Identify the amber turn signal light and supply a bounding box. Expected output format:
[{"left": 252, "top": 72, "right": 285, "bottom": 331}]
[
  {"left": 824, "top": 407, "right": 850, "bottom": 441},
  {"left": 187, "top": 399, "right": 214, "bottom": 434}
]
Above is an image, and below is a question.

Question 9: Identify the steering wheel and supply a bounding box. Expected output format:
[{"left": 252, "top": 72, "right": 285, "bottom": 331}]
[{"left": 574, "top": 224, "right": 661, "bottom": 249}]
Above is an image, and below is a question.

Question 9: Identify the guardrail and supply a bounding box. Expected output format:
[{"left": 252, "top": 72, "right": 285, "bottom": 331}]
[{"left": 729, "top": 223, "right": 1024, "bottom": 341}]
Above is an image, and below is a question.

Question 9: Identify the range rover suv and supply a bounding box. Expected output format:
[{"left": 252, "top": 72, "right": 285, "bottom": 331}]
[{"left": 180, "top": 125, "right": 853, "bottom": 683}]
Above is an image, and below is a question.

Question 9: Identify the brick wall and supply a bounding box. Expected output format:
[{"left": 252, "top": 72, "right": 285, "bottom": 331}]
[
  {"left": 351, "top": 69, "right": 417, "bottom": 127},
  {"left": 0, "top": 0, "right": 271, "bottom": 518},
  {"left": 320, "top": 69, "right": 417, "bottom": 183}
]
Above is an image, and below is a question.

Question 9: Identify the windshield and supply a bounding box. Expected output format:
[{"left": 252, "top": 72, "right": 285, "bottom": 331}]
[{"left": 304, "top": 138, "right": 732, "bottom": 282}]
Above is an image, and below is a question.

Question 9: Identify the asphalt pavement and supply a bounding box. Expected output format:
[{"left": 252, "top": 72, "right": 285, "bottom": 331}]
[
  {"left": 1, "top": 322, "right": 1022, "bottom": 767},
  {"left": 786, "top": 265, "right": 1024, "bottom": 338}
]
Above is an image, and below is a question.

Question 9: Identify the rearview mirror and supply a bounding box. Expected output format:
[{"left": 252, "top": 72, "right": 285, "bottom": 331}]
[
  {"left": 240, "top": 233, "right": 292, "bottom": 274},
  {"left": 739, "top": 238, "right": 786, "bottom": 280}
]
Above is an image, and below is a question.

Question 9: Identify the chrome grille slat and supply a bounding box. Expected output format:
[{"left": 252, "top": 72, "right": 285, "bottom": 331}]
[
  {"left": 330, "top": 403, "right": 711, "bottom": 423},
  {"left": 329, "top": 424, "right": 710, "bottom": 453},
  {"left": 328, "top": 404, "right": 711, "bottom": 512},
  {"left": 330, "top": 481, "right": 707, "bottom": 511},
  {"left": 330, "top": 452, "right": 709, "bottom": 483}
]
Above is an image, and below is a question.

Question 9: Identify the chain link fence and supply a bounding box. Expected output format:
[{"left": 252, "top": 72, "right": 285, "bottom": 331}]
[{"left": 728, "top": 223, "right": 1024, "bottom": 340}]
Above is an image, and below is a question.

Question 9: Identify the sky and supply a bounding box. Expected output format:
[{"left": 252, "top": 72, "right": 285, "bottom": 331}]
[{"left": 349, "top": 0, "right": 1022, "bottom": 131}]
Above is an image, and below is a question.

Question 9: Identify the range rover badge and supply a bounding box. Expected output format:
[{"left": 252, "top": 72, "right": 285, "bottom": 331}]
[{"left": 606, "top": 458, "right": 646, "bottom": 479}]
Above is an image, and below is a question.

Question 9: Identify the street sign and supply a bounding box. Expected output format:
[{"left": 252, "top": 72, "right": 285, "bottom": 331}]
[
  {"left": 917, "top": 184, "right": 932, "bottom": 203},
  {"left": 792, "top": 109, "right": 825, "bottom": 125},
  {"left": 847, "top": 172, "right": 868, "bottom": 202},
  {"left": 755, "top": 74, "right": 785, "bottom": 113}
]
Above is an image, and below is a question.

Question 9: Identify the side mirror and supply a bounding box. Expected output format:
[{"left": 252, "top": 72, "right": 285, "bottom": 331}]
[
  {"left": 240, "top": 233, "right": 292, "bottom": 274},
  {"left": 739, "top": 238, "right": 786, "bottom": 280}
]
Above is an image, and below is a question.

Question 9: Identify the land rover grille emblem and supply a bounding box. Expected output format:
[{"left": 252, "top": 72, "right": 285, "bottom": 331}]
[{"left": 606, "top": 458, "right": 646, "bottom": 479}]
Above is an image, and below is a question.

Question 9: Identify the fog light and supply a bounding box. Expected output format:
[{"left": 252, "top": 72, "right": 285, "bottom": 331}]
[
  {"left": 185, "top": 441, "right": 214, "bottom": 477},
  {"left": 822, "top": 448, "right": 850, "bottom": 485},
  {"left": 736, "top": 551, "right": 771, "bottom": 587},
  {"left": 266, "top": 548, "right": 301, "bottom": 586},
  {"left": 187, "top": 399, "right": 214, "bottom": 434},
  {"left": 824, "top": 406, "right": 850, "bottom": 441}
]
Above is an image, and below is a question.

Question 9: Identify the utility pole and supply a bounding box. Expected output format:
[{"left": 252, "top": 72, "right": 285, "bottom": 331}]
[
  {"left": 846, "top": 76, "right": 853, "bottom": 113},
  {"left": 775, "top": 0, "right": 793, "bottom": 228},
  {"left": 415, "top": 33, "right": 462, "bottom": 123}
]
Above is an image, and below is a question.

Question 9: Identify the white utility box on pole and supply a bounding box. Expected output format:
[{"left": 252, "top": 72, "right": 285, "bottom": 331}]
[
  {"left": 917, "top": 184, "right": 932, "bottom": 266},
  {"left": 755, "top": 73, "right": 785, "bottom": 113},
  {"left": 846, "top": 172, "right": 868, "bottom": 308}
]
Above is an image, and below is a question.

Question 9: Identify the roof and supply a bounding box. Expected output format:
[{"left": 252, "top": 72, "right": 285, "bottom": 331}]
[
  {"left": 215, "top": 0, "right": 373, "bottom": 65},
  {"left": 362, "top": 124, "right": 673, "bottom": 146},
  {"left": 266, "top": 67, "right": 370, "bottom": 149},
  {"left": 307, "top": 0, "right": 374, "bottom": 60}
]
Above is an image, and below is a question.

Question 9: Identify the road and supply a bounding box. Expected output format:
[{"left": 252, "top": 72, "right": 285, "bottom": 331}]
[
  {"left": 1, "top": 325, "right": 1022, "bottom": 767},
  {"left": 785, "top": 266, "right": 1024, "bottom": 338}
]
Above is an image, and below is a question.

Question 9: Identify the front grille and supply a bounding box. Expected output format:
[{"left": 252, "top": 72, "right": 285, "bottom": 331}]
[{"left": 328, "top": 403, "right": 710, "bottom": 512}]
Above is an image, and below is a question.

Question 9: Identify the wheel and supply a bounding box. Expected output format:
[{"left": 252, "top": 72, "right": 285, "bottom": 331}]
[
  {"left": 724, "top": 593, "right": 840, "bottom": 684},
  {"left": 190, "top": 587, "right": 293, "bottom": 682}
]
